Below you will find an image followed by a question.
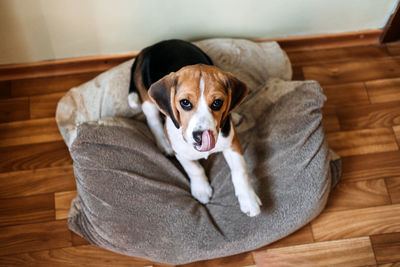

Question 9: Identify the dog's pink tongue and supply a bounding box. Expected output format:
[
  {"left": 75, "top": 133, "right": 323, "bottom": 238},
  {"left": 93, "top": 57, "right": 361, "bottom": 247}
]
[{"left": 199, "top": 130, "right": 215, "bottom": 152}]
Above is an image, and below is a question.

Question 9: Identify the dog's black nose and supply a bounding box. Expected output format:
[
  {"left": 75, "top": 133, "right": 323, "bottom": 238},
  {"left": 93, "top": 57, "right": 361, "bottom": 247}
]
[{"left": 192, "top": 131, "right": 203, "bottom": 144}]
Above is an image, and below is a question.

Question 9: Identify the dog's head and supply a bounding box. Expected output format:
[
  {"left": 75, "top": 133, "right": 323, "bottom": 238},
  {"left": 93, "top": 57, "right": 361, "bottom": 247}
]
[{"left": 148, "top": 64, "right": 248, "bottom": 152}]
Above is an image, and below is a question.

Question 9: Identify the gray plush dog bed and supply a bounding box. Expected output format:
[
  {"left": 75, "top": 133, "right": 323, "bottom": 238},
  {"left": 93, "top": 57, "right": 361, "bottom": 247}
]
[{"left": 56, "top": 39, "right": 341, "bottom": 265}]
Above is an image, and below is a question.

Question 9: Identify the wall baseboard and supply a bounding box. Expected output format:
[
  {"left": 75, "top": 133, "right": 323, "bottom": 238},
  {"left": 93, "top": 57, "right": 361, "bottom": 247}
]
[
  {"left": 0, "top": 30, "right": 382, "bottom": 81},
  {"left": 256, "top": 29, "right": 383, "bottom": 52},
  {"left": 0, "top": 53, "right": 138, "bottom": 81}
]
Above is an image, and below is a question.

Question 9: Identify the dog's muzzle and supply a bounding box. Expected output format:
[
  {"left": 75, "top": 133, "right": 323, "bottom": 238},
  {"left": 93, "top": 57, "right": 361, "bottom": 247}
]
[{"left": 193, "top": 130, "right": 216, "bottom": 152}]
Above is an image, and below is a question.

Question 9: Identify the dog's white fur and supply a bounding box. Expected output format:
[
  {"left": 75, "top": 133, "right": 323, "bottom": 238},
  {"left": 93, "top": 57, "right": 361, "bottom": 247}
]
[
  {"left": 142, "top": 101, "right": 174, "bottom": 155},
  {"left": 166, "top": 116, "right": 261, "bottom": 216},
  {"left": 184, "top": 78, "right": 219, "bottom": 146}
]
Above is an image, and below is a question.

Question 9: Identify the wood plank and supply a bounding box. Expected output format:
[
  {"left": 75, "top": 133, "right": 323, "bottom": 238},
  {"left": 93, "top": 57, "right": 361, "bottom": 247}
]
[
  {"left": 322, "top": 105, "right": 337, "bottom": 116},
  {"left": 341, "top": 151, "right": 400, "bottom": 182},
  {"left": 0, "top": 194, "right": 54, "bottom": 227},
  {"left": 0, "top": 118, "right": 62, "bottom": 147},
  {"left": 71, "top": 232, "right": 90, "bottom": 246},
  {"left": 322, "top": 114, "right": 340, "bottom": 133},
  {"left": 0, "top": 220, "right": 71, "bottom": 256},
  {"left": 0, "top": 80, "right": 11, "bottom": 98},
  {"left": 259, "top": 224, "right": 314, "bottom": 250},
  {"left": 371, "top": 232, "right": 400, "bottom": 264},
  {"left": 55, "top": 191, "right": 77, "bottom": 220},
  {"left": 0, "top": 54, "right": 136, "bottom": 81},
  {"left": 323, "top": 82, "right": 370, "bottom": 107},
  {"left": 394, "top": 125, "right": 400, "bottom": 145},
  {"left": 324, "top": 179, "right": 391, "bottom": 212},
  {"left": 287, "top": 45, "right": 389, "bottom": 66},
  {"left": 0, "top": 141, "right": 72, "bottom": 173},
  {"left": 30, "top": 92, "right": 66, "bottom": 119},
  {"left": 10, "top": 72, "right": 98, "bottom": 97},
  {"left": 257, "top": 29, "right": 382, "bottom": 52},
  {"left": 378, "top": 263, "right": 400, "bottom": 267},
  {"left": 0, "top": 166, "right": 75, "bottom": 198},
  {"left": 0, "top": 97, "right": 29, "bottom": 123},
  {"left": 326, "top": 128, "right": 399, "bottom": 157},
  {"left": 311, "top": 204, "right": 400, "bottom": 242},
  {"left": 0, "top": 244, "right": 172, "bottom": 267},
  {"left": 302, "top": 56, "right": 400, "bottom": 85},
  {"left": 252, "top": 237, "right": 376, "bottom": 267},
  {"left": 178, "top": 252, "right": 254, "bottom": 267},
  {"left": 366, "top": 78, "right": 400, "bottom": 104},
  {"left": 292, "top": 66, "right": 305, "bottom": 80},
  {"left": 386, "top": 41, "right": 400, "bottom": 56},
  {"left": 336, "top": 101, "right": 400, "bottom": 131},
  {"left": 386, "top": 177, "right": 400, "bottom": 204}
]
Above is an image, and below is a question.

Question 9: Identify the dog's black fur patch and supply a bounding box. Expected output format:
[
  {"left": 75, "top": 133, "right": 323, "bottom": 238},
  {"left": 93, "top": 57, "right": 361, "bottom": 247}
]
[
  {"left": 129, "top": 39, "right": 213, "bottom": 94},
  {"left": 221, "top": 114, "right": 231, "bottom": 137}
]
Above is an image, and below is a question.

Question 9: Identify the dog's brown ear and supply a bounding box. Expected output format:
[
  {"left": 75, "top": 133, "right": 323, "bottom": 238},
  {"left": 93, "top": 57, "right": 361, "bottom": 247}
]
[
  {"left": 220, "top": 73, "right": 248, "bottom": 129},
  {"left": 226, "top": 74, "right": 249, "bottom": 112},
  {"left": 148, "top": 73, "right": 180, "bottom": 129}
]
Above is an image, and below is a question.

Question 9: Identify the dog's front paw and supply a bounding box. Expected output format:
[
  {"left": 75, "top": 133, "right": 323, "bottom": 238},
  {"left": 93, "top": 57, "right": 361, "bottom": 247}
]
[
  {"left": 191, "top": 179, "right": 213, "bottom": 204},
  {"left": 238, "top": 190, "right": 262, "bottom": 217}
]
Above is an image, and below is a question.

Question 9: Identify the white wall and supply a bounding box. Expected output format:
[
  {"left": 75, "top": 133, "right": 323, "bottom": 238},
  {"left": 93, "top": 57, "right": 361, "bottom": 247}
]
[{"left": 0, "top": 0, "right": 398, "bottom": 65}]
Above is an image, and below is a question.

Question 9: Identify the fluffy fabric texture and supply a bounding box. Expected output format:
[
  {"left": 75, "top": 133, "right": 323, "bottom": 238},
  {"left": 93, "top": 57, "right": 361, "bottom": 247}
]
[
  {"left": 56, "top": 38, "right": 341, "bottom": 265},
  {"left": 56, "top": 39, "right": 292, "bottom": 147}
]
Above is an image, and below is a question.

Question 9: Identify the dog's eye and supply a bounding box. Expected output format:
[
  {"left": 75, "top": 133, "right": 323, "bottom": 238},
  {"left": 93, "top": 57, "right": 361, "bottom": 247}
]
[
  {"left": 180, "top": 99, "right": 193, "bottom": 110},
  {"left": 210, "top": 99, "right": 223, "bottom": 111}
]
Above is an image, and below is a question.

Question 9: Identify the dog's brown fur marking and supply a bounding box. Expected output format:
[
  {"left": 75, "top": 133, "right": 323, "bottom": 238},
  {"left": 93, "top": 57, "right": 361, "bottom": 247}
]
[
  {"left": 231, "top": 127, "right": 243, "bottom": 154},
  {"left": 147, "top": 64, "right": 248, "bottom": 154}
]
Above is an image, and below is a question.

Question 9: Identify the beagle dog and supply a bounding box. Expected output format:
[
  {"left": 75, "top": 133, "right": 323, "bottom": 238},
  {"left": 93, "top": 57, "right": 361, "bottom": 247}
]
[{"left": 128, "top": 39, "right": 261, "bottom": 216}]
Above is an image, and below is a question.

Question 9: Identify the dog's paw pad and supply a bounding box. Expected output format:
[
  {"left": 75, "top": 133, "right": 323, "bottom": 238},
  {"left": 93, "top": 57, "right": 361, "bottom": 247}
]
[{"left": 191, "top": 181, "right": 212, "bottom": 204}]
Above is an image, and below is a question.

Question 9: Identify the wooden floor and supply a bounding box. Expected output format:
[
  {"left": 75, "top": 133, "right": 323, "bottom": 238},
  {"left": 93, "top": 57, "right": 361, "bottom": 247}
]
[{"left": 1, "top": 41, "right": 400, "bottom": 266}]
